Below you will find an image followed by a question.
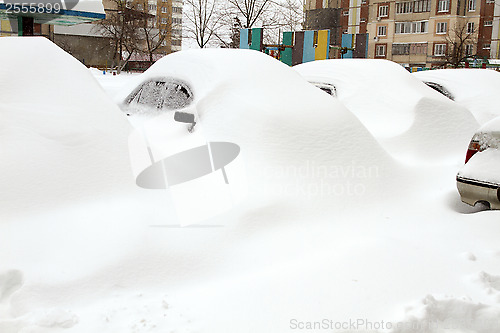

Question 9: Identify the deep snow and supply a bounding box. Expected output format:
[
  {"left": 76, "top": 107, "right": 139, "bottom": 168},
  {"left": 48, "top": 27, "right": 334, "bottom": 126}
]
[
  {"left": 1, "top": 38, "right": 499, "bottom": 333},
  {"left": 413, "top": 68, "right": 500, "bottom": 125},
  {"left": 293, "top": 59, "right": 479, "bottom": 164}
]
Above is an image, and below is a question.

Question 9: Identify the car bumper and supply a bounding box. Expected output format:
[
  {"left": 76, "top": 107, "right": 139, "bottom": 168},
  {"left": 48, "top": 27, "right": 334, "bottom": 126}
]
[{"left": 456, "top": 176, "right": 500, "bottom": 209}]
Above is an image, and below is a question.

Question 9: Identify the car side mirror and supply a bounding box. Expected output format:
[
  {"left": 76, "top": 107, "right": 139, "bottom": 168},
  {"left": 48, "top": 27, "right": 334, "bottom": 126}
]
[
  {"left": 174, "top": 112, "right": 196, "bottom": 132},
  {"left": 174, "top": 112, "right": 195, "bottom": 124}
]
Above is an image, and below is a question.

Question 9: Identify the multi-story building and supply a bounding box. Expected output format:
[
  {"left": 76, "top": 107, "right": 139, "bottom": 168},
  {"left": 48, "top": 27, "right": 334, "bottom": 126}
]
[
  {"left": 156, "top": 0, "right": 182, "bottom": 52},
  {"left": 305, "top": 0, "right": 500, "bottom": 65},
  {"left": 368, "top": 0, "right": 498, "bottom": 66}
]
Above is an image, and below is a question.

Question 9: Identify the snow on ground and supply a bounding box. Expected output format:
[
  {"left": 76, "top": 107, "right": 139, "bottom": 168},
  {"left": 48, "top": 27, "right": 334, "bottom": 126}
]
[
  {"left": 1, "top": 39, "right": 500, "bottom": 333},
  {"left": 413, "top": 68, "right": 500, "bottom": 125}
]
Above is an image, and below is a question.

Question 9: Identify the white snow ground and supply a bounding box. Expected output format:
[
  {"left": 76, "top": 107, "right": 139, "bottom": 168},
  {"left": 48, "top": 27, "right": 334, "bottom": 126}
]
[{"left": 1, "top": 38, "right": 499, "bottom": 333}]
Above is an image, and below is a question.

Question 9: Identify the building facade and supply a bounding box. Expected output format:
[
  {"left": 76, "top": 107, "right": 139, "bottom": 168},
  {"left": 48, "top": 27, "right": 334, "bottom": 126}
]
[{"left": 305, "top": 0, "right": 500, "bottom": 66}]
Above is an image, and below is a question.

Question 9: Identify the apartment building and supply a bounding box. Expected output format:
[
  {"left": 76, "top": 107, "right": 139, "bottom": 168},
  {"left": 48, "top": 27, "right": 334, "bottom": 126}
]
[
  {"left": 305, "top": 0, "right": 500, "bottom": 65},
  {"left": 156, "top": 0, "right": 182, "bottom": 52},
  {"left": 368, "top": 0, "right": 499, "bottom": 66}
]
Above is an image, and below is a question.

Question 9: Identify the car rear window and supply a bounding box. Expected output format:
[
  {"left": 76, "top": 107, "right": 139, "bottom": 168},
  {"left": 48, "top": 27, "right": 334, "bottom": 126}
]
[{"left": 127, "top": 78, "right": 194, "bottom": 110}]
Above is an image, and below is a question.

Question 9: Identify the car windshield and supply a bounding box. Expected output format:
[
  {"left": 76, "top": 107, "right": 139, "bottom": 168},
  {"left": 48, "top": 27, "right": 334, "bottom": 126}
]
[
  {"left": 128, "top": 78, "right": 194, "bottom": 110},
  {"left": 424, "top": 82, "right": 454, "bottom": 100},
  {"left": 310, "top": 82, "right": 337, "bottom": 97}
]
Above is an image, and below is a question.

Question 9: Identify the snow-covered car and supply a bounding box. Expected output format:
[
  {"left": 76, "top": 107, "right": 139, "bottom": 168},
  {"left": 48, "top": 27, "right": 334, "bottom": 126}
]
[
  {"left": 114, "top": 49, "right": 391, "bottom": 223},
  {"left": 456, "top": 117, "right": 500, "bottom": 209},
  {"left": 293, "top": 59, "right": 478, "bottom": 162},
  {"left": 413, "top": 69, "right": 500, "bottom": 125}
]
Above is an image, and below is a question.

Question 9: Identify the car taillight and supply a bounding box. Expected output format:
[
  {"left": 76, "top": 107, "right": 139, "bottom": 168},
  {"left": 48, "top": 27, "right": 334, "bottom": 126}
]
[
  {"left": 465, "top": 140, "right": 481, "bottom": 163},
  {"left": 464, "top": 132, "right": 500, "bottom": 164}
]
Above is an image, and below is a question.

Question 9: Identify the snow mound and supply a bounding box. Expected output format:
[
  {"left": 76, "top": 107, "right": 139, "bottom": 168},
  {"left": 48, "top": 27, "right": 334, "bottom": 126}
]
[
  {"left": 0, "top": 37, "right": 133, "bottom": 220},
  {"left": 413, "top": 69, "right": 500, "bottom": 124},
  {"left": 117, "top": 49, "right": 397, "bottom": 202},
  {"left": 393, "top": 295, "right": 500, "bottom": 333},
  {"left": 293, "top": 59, "right": 478, "bottom": 163},
  {"left": 383, "top": 97, "right": 478, "bottom": 162},
  {"left": 480, "top": 115, "right": 500, "bottom": 133},
  {"left": 293, "top": 59, "right": 466, "bottom": 137}
]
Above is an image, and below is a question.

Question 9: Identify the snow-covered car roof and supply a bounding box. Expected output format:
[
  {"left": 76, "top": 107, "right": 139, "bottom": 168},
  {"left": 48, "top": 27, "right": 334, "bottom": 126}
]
[
  {"left": 116, "top": 49, "right": 392, "bottom": 172},
  {"left": 413, "top": 68, "right": 500, "bottom": 125},
  {"left": 293, "top": 59, "right": 471, "bottom": 138},
  {"left": 293, "top": 59, "right": 479, "bottom": 162}
]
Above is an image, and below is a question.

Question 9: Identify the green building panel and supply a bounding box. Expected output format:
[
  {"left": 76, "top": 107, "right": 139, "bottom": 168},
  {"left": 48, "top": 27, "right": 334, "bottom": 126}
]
[
  {"left": 250, "top": 28, "right": 263, "bottom": 51},
  {"left": 280, "top": 31, "right": 293, "bottom": 66}
]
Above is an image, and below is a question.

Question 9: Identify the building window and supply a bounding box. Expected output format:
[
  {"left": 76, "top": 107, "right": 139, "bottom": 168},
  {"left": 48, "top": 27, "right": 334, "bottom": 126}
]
[
  {"left": 161, "top": 18, "right": 168, "bottom": 24},
  {"left": 484, "top": 20, "right": 493, "bottom": 26},
  {"left": 161, "top": 6, "right": 168, "bottom": 13},
  {"left": 434, "top": 43, "right": 446, "bottom": 56},
  {"left": 173, "top": 17, "right": 182, "bottom": 24},
  {"left": 137, "top": 3, "right": 143, "bottom": 9},
  {"left": 343, "top": 10, "right": 349, "bottom": 15},
  {"left": 149, "top": 4, "right": 156, "bottom": 11},
  {"left": 393, "top": 42, "right": 427, "bottom": 55},
  {"left": 395, "top": 22, "right": 411, "bottom": 34},
  {"left": 465, "top": 44, "right": 474, "bottom": 55},
  {"left": 437, "top": 0, "right": 449, "bottom": 12},
  {"left": 468, "top": 0, "right": 476, "bottom": 11},
  {"left": 396, "top": 1, "right": 413, "bottom": 13},
  {"left": 413, "top": 0, "right": 430, "bottom": 12},
  {"left": 436, "top": 22, "right": 447, "bottom": 34},
  {"left": 412, "top": 20, "right": 428, "bottom": 33},
  {"left": 379, "top": 5, "right": 389, "bottom": 17},
  {"left": 393, "top": 43, "right": 410, "bottom": 55},
  {"left": 376, "top": 44, "right": 386, "bottom": 57},
  {"left": 395, "top": 20, "right": 428, "bottom": 34},
  {"left": 173, "top": 6, "right": 182, "bottom": 13},
  {"left": 467, "top": 22, "right": 474, "bottom": 33},
  {"left": 377, "top": 25, "right": 387, "bottom": 36},
  {"left": 483, "top": 43, "right": 491, "bottom": 49}
]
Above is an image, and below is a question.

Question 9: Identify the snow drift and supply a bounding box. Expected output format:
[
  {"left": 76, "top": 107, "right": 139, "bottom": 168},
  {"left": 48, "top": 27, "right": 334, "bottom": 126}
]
[
  {"left": 293, "top": 59, "right": 479, "bottom": 162},
  {"left": 2, "top": 42, "right": 500, "bottom": 333},
  {"left": 414, "top": 68, "right": 500, "bottom": 125},
  {"left": 0, "top": 37, "right": 134, "bottom": 219},
  {"left": 116, "top": 49, "right": 398, "bottom": 204}
]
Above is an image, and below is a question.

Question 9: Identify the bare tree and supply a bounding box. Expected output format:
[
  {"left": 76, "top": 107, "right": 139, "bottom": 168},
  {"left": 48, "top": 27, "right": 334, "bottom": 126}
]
[
  {"left": 184, "top": 0, "right": 225, "bottom": 48},
  {"left": 224, "top": 0, "right": 303, "bottom": 46},
  {"left": 442, "top": 19, "right": 478, "bottom": 68},
  {"left": 275, "top": 0, "right": 303, "bottom": 32},
  {"left": 132, "top": 0, "right": 168, "bottom": 64},
  {"left": 95, "top": 0, "right": 142, "bottom": 71},
  {"left": 227, "top": 0, "right": 273, "bottom": 29}
]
